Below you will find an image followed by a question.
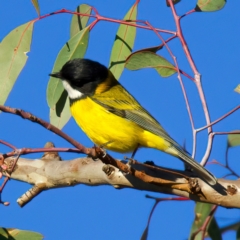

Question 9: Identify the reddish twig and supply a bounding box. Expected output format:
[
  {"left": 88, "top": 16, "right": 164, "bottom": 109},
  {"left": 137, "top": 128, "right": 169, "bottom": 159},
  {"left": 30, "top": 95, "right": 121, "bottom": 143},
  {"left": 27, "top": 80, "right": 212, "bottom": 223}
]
[
  {"left": 146, "top": 195, "right": 189, "bottom": 202},
  {"left": 33, "top": 8, "right": 175, "bottom": 35},
  {"left": 168, "top": 0, "right": 214, "bottom": 163},
  {"left": 141, "top": 195, "right": 189, "bottom": 238},
  {"left": 191, "top": 205, "right": 218, "bottom": 240},
  {"left": 178, "top": 69, "right": 195, "bottom": 81},
  {"left": 213, "top": 131, "right": 240, "bottom": 135},
  {"left": 0, "top": 140, "right": 17, "bottom": 150},
  {"left": 180, "top": 9, "right": 196, "bottom": 19},
  {"left": 0, "top": 105, "right": 91, "bottom": 155},
  {"left": 0, "top": 149, "right": 22, "bottom": 206},
  {"left": 167, "top": 0, "right": 198, "bottom": 75},
  {"left": 198, "top": 130, "right": 239, "bottom": 166},
  {"left": 2, "top": 147, "right": 82, "bottom": 159},
  {"left": 196, "top": 105, "right": 240, "bottom": 132},
  {"left": 208, "top": 157, "right": 240, "bottom": 179}
]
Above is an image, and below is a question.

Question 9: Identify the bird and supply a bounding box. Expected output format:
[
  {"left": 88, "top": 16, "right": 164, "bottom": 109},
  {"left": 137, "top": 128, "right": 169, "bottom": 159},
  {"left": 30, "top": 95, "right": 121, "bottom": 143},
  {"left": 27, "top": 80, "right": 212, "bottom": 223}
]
[{"left": 49, "top": 58, "right": 217, "bottom": 185}]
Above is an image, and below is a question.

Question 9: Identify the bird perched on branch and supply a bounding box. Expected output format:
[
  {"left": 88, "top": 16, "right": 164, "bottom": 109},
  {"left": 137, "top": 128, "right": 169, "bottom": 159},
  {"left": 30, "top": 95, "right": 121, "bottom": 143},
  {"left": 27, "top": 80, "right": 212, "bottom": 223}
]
[{"left": 49, "top": 58, "right": 217, "bottom": 185}]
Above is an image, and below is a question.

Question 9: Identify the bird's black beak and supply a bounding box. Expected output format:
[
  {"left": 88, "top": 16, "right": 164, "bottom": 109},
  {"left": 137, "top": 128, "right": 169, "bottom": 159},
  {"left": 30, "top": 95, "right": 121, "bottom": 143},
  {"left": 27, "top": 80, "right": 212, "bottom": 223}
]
[{"left": 49, "top": 72, "right": 62, "bottom": 79}]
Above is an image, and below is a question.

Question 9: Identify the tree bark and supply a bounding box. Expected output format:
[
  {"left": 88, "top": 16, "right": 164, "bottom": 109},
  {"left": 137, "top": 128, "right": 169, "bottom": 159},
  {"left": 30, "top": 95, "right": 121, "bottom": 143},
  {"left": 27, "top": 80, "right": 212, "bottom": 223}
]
[{"left": 4, "top": 155, "right": 240, "bottom": 208}]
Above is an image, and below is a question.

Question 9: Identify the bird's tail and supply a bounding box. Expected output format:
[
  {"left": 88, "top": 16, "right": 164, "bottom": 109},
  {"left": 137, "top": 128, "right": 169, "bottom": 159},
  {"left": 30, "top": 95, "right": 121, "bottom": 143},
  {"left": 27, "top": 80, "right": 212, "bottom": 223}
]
[{"left": 175, "top": 148, "right": 217, "bottom": 185}]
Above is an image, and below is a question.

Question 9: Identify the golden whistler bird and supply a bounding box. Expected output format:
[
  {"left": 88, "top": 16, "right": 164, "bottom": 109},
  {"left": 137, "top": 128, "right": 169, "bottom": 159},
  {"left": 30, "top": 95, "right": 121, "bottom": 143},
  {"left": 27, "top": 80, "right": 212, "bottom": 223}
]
[{"left": 49, "top": 58, "right": 216, "bottom": 185}]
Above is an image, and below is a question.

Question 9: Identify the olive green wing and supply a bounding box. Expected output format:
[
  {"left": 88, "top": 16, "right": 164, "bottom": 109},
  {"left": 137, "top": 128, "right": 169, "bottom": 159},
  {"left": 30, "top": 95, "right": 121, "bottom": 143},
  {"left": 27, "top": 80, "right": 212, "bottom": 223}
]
[{"left": 91, "top": 84, "right": 180, "bottom": 148}]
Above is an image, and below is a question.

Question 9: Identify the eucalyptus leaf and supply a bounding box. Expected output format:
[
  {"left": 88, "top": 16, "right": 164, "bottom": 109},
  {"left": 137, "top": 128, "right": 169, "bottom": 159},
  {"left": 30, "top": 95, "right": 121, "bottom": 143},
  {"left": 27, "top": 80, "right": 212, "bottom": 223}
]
[
  {"left": 0, "top": 21, "right": 34, "bottom": 105},
  {"left": 31, "top": 0, "right": 40, "bottom": 16},
  {"left": 234, "top": 84, "right": 240, "bottom": 94},
  {"left": 50, "top": 91, "right": 71, "bottom": 130},
  {"left": 227, "top": 132, "right": 240, "bottom": 148},
  {"left": 70, "top": 4, "right": 91, "bottom": 37},
  {"left": 126, "top": 51, "right": 176, "bottom": 77},
  {"left": 0, "top": 228, "right": 43, "bottom": 240},
  {"left": 189, "top": 203, "right": 214, "bottom": 240},
  {"left": 109, "top": 3, "right": 138, "bottom": 80},
  {"left": 196, "top": 0, "right": 226, "bottom": 12},
  {"left": 47, "top": 27, "right": 89, "bottom": 108}
]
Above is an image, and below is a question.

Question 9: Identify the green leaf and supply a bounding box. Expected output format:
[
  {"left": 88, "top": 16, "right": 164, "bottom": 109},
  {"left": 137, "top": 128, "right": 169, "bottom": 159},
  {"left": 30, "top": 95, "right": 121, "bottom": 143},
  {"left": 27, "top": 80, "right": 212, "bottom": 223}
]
[
  {"left": 234, "top": 84, "right": 240, "bottom": 94},
  {"left": 49, "top": 90, "right": 71, "bottom": 130},
  {"left": 237, "top": 225, "right": 240, "bottom": 240},
  {"left": 189, "top": 203, "right": 214, "bottom": 240},
  {"left": 196, "top": 0, "right": 226, "bottom": 12},
  {"left": 0, "top": 21, "right": 34, "bottom": 105},
  {"left": 70, "top": 4, "right": 92, "bottom": 37},
  {"left": 47, "top": 27, "right": 89, "bottom": 109},
  {"left": 0, "top": 227, "right": 8, "bottom": 238},
  {"left": 227, "top": 132, "right": 240, "bottom": 148},
  {"left": 0, "top": 228, "right": 43, "bottom": 240},
  {"left": 109, "top": 3, "right": 138, "bottom": 80},
  {"left": 134, "top": 45, "right": 164, "bottom": 54},
  {"left": 125, "top": 51, "right": 176, "bottom": 77},
  {"left": 31, "top": 0, "right": 40, "bottom": 16},
  {"left": 208, "top": 217, "right": 222, "bottom": 240}
]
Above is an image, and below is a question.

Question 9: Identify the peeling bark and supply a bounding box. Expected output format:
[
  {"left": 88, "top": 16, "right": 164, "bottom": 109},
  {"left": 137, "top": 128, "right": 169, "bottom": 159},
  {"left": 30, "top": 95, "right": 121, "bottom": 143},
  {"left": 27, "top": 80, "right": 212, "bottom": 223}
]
[{"left": 3, "top": 156, "right": 240, "bottom": 208}]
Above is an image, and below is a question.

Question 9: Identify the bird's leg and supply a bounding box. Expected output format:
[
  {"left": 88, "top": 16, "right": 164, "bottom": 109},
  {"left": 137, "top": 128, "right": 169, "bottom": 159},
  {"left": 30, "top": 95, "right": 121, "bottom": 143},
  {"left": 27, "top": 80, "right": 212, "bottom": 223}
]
[
  {"left": 125, "top": 144, "right": 140, "bottom": 169},
  {"left": 131, "top": 144, "right": 140, "bottom": 159},
  {"left": 124, "top": 144, "right": 140, "bottom": 168}
]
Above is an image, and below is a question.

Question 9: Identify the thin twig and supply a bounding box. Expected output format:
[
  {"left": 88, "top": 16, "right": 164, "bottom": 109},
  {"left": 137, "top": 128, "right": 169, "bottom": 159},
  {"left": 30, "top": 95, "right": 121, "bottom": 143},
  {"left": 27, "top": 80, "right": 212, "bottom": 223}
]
[
  {"left": 168, "top": 0, "right": 214, "bottom": 163},
  {"left": 191, "top": 205, "right": 218, "bottom": 240},
  {"left": 33, "top": 8, "right": 176, "bottom": 35},
  {"left": 3, "top": 147, "right": 82, "bottom": 159},
  {"left": 196, "top": 105, "right": 240, "bottom": 132},
  {"left": 0, "top": 105, "right": 91, "bottom": 154},
  {"left": 0, "top": 140, "right": 17, "bottom": 150}
]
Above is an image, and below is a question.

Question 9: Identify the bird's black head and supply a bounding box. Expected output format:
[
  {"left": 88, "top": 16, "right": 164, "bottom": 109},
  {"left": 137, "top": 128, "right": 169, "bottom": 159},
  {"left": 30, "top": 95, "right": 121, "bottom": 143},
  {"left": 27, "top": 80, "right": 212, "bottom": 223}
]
[{"left": 49, "top": 58, "right": 110, "bottom": 97}]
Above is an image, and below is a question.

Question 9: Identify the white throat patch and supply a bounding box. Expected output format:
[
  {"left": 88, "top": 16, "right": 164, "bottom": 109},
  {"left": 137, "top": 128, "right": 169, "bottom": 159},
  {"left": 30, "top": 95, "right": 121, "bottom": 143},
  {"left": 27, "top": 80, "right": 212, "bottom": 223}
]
[{"left": 62, "top": 80, "right": 83, "bottom": 99}]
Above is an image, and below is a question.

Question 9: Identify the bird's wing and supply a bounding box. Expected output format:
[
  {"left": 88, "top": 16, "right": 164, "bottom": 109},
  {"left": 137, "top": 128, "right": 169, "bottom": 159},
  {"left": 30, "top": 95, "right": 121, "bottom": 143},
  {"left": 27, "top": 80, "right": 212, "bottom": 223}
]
[
  {"left": 91, "top": 84, "right": 217, "bottom": 185},
  {"left": 91, "top": 84, "right": 180, "bottom": 148}
]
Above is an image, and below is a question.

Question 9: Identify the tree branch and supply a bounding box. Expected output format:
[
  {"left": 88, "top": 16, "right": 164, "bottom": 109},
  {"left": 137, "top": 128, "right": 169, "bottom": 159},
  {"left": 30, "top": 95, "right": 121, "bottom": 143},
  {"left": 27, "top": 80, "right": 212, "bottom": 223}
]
[{"left": 3, "top": 155, "right": 240, "bottom": 208}]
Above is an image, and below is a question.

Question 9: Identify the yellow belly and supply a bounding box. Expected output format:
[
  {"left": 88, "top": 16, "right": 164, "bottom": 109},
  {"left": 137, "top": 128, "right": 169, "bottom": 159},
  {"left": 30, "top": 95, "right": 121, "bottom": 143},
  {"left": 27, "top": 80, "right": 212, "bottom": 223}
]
[{"left": 70, "top": 97, "right": 171, "bottom": 153}]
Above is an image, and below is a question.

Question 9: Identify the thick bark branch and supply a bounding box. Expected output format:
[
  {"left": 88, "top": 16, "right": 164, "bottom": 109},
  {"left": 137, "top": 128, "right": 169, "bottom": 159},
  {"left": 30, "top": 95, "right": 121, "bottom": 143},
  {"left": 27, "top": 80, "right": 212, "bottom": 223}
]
[{"left": 3, "top": 156, "right": 240, "bottom": 208}]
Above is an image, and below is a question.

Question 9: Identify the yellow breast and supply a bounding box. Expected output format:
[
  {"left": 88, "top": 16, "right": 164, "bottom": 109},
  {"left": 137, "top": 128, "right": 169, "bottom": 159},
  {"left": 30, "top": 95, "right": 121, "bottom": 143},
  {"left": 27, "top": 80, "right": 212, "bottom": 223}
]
[{"left": 70, "top": 97, "right": 142, "bottom": 152}]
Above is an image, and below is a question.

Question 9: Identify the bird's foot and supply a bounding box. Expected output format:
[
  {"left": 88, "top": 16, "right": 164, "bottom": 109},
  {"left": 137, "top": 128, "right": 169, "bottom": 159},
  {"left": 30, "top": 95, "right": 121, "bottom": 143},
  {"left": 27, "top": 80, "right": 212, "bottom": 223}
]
[{"left": 96, "top": 141, "right": 114, "bottom": 158}]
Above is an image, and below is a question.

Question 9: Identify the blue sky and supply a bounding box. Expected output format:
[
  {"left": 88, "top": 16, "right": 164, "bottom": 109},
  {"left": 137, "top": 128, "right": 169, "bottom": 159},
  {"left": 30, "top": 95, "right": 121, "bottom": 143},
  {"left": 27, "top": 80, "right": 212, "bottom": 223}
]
[{"left": 0, "top": 1, "right": 240, "bottom": 239}]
